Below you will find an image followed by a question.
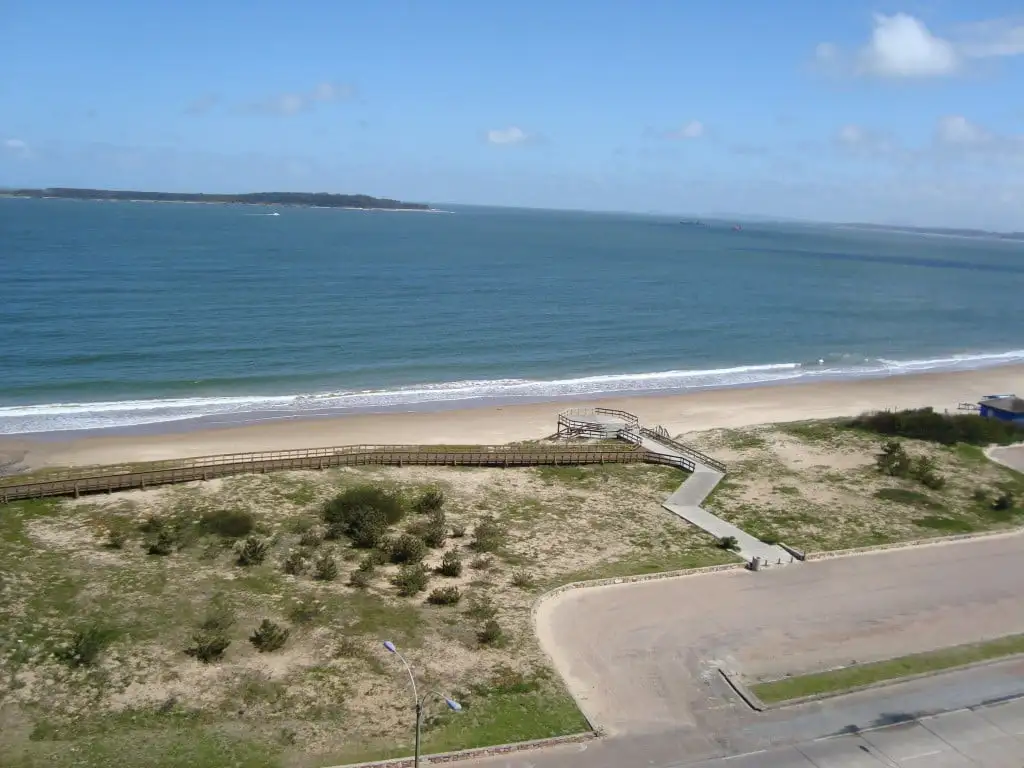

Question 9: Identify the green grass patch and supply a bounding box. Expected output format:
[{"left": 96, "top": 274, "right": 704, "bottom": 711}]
[
  {"left": 777, "top": 420, "right": 844, "bottom": 443},
  {"left": 873, "top": 488, "right": 946, "bottom": 511},
  {"left": 911, "top": 516, "right": 977, "bottom": 533},
  {"left": 547, "top": 547, "right": 736, "bottom": 586},
  {"left": 752, "top": 632, "right": 1024, "bottom": 705}
]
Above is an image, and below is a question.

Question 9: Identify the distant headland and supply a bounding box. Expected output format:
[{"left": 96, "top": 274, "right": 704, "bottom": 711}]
[{"left": 1, "top": 187, "right": 431, "bottom": 211}]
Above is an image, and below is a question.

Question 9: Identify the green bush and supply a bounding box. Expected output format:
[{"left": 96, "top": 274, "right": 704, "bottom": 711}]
[
  {"left": 911, "top": 456, "right": 945, "bottom": 489},
  {"left": 972, "top": 487, "right": 991, "bottom": 504},
  {"left": 993, "top": 491, "right": 1015, "bottom": 511},
  {"left": 876, "top": 441, "right": 911, "bottom": 477},
  {"left": 471, "top": 518, "right": 506, "bottom": 553},
  {"left": 54, "top": 625, "right": 115, "bottom": 667},
  {"left": 511, "top": 569, "right": 535, "bottom": 589},
  {"left": 423, "top": 511, "right": 447, "bottom": 548},
  {"left": 185, "top": 630, "right": 231, "bottom": 663},
  {"left": 717, "top": 535, "right": 740, "bottom": 552},
  {"left": 465, "top": 594, "right": 497, "bottom": 621},
  {"left": 249, "top": 619, "right": 289, "bottom": 653},
  {"left": 313, "top": 552, "right": 339, "bottom": 581},
  {"left": 393, "top": 564, "right": 429, "bottom": 596},
  {"left": 437, "top": 550, "right": 463, "bottom": 577},
  {"left": 357, "top": 554, "right": 379, "bottom": 573},
  {"left": 200, "top": 509, "right": 255, "bottom": 538},
  {"left": 145, "top": 528, "right": 176, "bottom": 556},
  {"left": 322, "top": 485, "right": 405, "bottom": 547},
  {"left": 348, "top": 570, "right": 372, "bottom": 589},
  {"left": 850, "top": 407, "right": 1023, "bottom": 446},
  {"left": 102, "top": 527, "right": 127, "bottom": 549},
  {"left": 299, "top": 525, "right": 326, "bottom": 547},
  {"left": 390, "top": 533, "right": 427, "bottom": 564},
  {"left": 470, "top": 555, "right": 494, "bottom": 570},
  {"left": 281, "top": 549, "right": 306, "bottom": 576},
  {"left": 414, "top": 486, "right": 446, "bottom": 515},
  {"left": 287, "top": 595, "right": 324, "bottom": 624},
  {"left": 450, "top": 523, "right": 467, "bottom": 538},
  {"left": 427, "top": 586, "right": 461, "bottom": 605},
  {"left": 235, "top": 536, "right": 270, "bottom": 566},
  {"left": 477, "top": 618, "right": 505, "bottom": 647}
]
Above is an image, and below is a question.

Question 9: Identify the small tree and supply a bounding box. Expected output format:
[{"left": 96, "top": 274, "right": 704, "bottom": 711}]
[
  {"left": 185, "top": 631, "right": 231, "bottom": 663},
  {"left": 249, "top": 619, "right": 289, "bottom": 653},
  {"left": 471, "top": 518, "right": 506, "bottom": 553},
  {"left": 390, "top": 534, "right": 427, "bottom": 564},
  {"left": 313, "top": 552, "right": 338, "bottom": 581},
  {"left": 236, "top": 536, "right": 269, "bottom": 566},
  {"left": 876, "top": 440, "right": 911, "bottom": 477},
  {"left": 423, "top": 510, "right": 447, "bottom": 548},
  {"left": 393, "top": 564, "right": 429, "bottom": 596},
  {"left": 717, "top": 535, "right": 740, "bottom": 552},
  {"left": 911, "top": 456, "right": 945, "bottom": 489},
  {"left": 477, "top": 618, "right": 505, "bottom": 647},
  {"left": 414, "top": 487, "right": 445, "bottom": 515},
  {"left": 281, "top": 549, "right": 306, "bottom": 576},
  {"left": 427, "top": 586, "right": 461, "bottom": 605},
  {"left": 437, "top": 550, "right": 463, "bottom": 577}
]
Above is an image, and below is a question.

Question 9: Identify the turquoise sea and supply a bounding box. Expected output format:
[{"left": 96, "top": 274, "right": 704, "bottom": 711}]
[{"left": 1, "top": 197, "right": 1022, "bottom": 435}]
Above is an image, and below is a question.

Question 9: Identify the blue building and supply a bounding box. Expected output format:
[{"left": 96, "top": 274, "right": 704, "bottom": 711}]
[{"left": 978, "top": 395, "right": 1024, "bottom": 424}]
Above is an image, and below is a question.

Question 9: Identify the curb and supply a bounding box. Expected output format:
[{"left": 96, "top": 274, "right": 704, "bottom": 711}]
[
  {"left": 747, "top": 651, "right": 1024, "bottom": 710},
  {"left": 718, "top": 667, "right": 766, "bottom": 712},
  {"left": 327, "top": 731, "right": 599, "bottom": 768},
  {"left": 805, "top": 527, "right": 1023, "bottom": 561}
]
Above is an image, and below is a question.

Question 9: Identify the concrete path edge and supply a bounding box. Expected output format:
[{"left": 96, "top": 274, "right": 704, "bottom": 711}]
[{"left": 806, "top": 527, "right": 1023, "bottom": 561}]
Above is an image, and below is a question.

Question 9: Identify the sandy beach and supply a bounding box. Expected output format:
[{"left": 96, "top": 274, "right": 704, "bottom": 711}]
[{"left": 1, "top": 365, "right": 1021, "bottom": 472}]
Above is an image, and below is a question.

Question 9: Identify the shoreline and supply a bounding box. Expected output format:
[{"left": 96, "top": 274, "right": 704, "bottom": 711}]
[{"left": 2, "top": 364, "right": 1022, "bottom": 472}]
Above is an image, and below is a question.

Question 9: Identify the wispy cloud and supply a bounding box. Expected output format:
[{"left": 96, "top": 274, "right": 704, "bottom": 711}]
[
  {"left": 2, "top": 138, "right": 32, "bottom": 158},
  {"left": 666, "top": 120, "right": 705, "bottom": 139},
  {"left": 814, "top": 13, "right": 1024, "bottom": 79},
  {"left": 237, "top": 81, "right": 356, "bottom": 116},
  {"left": 486, "top": 126, "right": 532, "bottom": 145}
]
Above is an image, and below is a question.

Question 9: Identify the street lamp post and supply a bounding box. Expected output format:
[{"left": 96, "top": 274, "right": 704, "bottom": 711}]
[{"left": 382, "top": 640, "right": 461, "bottom": 768}]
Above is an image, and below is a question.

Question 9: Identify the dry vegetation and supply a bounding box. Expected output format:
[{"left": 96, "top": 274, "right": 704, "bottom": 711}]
[
  {"left": 0, "top": 461, "right": 730, "bottom": 768},
  {"left": 693, "top": 420, "right": 1024, "bottom": 551}
]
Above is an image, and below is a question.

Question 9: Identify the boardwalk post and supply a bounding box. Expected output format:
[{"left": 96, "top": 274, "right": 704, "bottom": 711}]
[{"left": 73, "top": 484, "right": 79, "bottom": 499}]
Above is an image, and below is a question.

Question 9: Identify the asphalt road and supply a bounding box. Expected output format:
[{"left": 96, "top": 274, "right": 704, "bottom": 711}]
[{"left": 472, "top": 532, "right": 1024, "bottom": 768}]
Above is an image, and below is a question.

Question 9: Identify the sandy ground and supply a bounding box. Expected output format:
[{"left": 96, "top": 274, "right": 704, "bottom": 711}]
[
  {"left": 535, "top": 531, "right": 1024, "bottom": 737},
  {"left": 3, "top": 365, "right": 1022, "bottom": 471}
]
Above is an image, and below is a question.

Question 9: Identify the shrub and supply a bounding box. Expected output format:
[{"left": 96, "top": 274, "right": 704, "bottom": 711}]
[
  {"left": 200, "top": 509, "right": 255, "bottom": 538},
  {"left": 102, "top": 527, "right": 126, "bottom": 549},
  {"left": 348, "top": 570, "right": 372, "bottom": 589},
  {"left": 423, "top": 511, "right": 447, "bottom": 549},
  {"left": 850, "top": 407, "right": 1024, "bottom": 446},
  {"left": 349, "top": 508, "right": 389, "bottom": 548},
  {"left": 393, "top": 564, "right": 429, "bottom": 596},
  {"left": 357, "top": 555, "right": 377, "bottom": 573},
  {"left": 54, "top": 625, "right": 115, "bottom": 667},
  {"left": 145, "top": 528, "right": 176, "bottom": 556},
  {"left": 299, "top": 525, "right": 326, "bottom": 547},
  {"left": 414, "top": 486, "right": 446, "bottom": 515},
  {"left": 911, "top": 456, "right": 945, "bottom": 489},
  {"left": 390, "top": 534, "right": 427, "bottom": 564},
  {"left": 281, "top": 549, "right": 306, "bottom": 576},
  {"left": 427, "top": 586, "right": 461, "bottom": 605},
  {"left": 465, "top": 594, "right": 497, "bottom": 621},
  {"left": 323, "top": 487, "right": 403, "bottom": 536},
  {"left": 470, "top": 555, "right": 494, "bottom": 570},
  {"left": 511, "top": 569, "right": 535, "bottom": 589},
  {"left": 471, "top": 518, "right": 506, "bottom": 553},
  {"left": 717, "top": 535, "right": 740, "bottom": 552},
  {"left": 287, "top": 595, "right": 324, "bottom": 625},
  {"left": 477, "top": 618, "right": 505, "bottom": 647},
  {"left": 972, "top": 487, "right": 991, "bottom": 504},
  {"left": 450, "top": 523, "right": 467, "bottom": 538},
  {"left": 249, "top": 619, "right": 289, "bottom": 653},
  {"left": 199, "top": 594, "right": 236, "bottom": 633},
  {"left": 876, "top": 441, "right": 911, "bottom": 477},
  {"left": 993, "top": 491, "right": 1015, "bottom": 511},
  {"left": 236, "top": 536, "right": 269, "bottom": 566},
  {"left": 437, "top": 550, "right": 463, "bottom": 577},
  {"left": 185, "top": 631, "right": 231, "bottom": 663},
  {"left": 313, "top": 552, "right": 338, "bottom": 581}
]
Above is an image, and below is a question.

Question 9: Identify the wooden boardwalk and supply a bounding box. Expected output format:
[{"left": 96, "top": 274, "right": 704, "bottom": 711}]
[{"left": 0, "top": 442, "right": 681, "bottom": 503}]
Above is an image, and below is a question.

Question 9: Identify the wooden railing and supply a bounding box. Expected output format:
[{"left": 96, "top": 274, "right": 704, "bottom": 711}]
[
  {"left": 0, "top": 443, "right": 662, "bottom": 502},
  {"left": 637, "top": 427, "right": 728, "bottom": 473}
]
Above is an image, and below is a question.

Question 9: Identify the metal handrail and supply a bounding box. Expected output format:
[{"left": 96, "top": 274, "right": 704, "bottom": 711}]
[{"left": 638, "top": 427, "right": 727, "bottom": 472}]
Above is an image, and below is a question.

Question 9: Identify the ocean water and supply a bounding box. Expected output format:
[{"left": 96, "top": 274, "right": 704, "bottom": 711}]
[{"left": 1, "top": 197, "right": 1022, "bottom": 435}]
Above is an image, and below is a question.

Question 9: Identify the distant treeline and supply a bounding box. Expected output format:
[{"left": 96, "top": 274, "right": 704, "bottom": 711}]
[
  {"left": 3, "top": 187, "right": 430, "bottom": 210},
  {"left": 850, "top": 407, "right": 1023, "bottom": 446}
]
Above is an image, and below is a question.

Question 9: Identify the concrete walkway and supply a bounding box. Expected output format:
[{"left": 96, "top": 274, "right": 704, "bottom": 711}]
[{"left": 634, "top": 434, "right": 794, "bottom": 566}]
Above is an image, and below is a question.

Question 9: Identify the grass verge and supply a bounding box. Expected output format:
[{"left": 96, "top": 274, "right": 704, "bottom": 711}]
[{"left": 751, "top": 633, "right": 1024, "bottom": 705}]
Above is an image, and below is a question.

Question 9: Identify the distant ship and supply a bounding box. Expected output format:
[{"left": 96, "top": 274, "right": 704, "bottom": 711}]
[{"left": 269, "top": 211, "right": 280, "bottom": 216}]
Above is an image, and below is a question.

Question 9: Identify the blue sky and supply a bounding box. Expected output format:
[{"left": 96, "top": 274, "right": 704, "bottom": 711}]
[{"left": 2, "top": 1, "right": 1024, "bottom": 228}]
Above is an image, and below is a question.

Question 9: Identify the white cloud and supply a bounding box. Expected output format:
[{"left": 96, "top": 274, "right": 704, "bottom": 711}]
[
  {"left": 935, "top": 115, "right": 990, "bottom": 145},
  {"left": 486, "top": 126, "right": 530, "bottom": 145},
  {"left": 667, "top": 120, "right": 705, "bottom": 139},
  {"left": 240, "top": 81, "right": 355, "bottom": 116},
  {"left": 3, "top": 138, "right": 32, "bottom": 158},
  {"left": 858, "top": 13, "right": 959, "bottom": 77},
  {"left": 815, "top": 13, "right": 1024, "bottom": 79}
]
